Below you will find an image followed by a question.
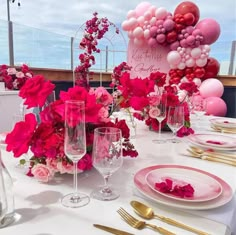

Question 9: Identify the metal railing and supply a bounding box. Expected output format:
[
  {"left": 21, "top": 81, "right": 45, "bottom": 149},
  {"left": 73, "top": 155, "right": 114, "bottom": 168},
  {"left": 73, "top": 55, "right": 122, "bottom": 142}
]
[{"left": 0, "top": 19, "right": 235, "bottom": 75}]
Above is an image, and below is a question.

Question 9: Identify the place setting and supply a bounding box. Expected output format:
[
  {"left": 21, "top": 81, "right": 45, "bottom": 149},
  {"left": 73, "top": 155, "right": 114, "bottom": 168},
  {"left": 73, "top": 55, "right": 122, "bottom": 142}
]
[
  {"left": 209, "top": 118, "right": 236, "bottom": 134},
  {"left": 133, "top": 164, "right": 233, "bottom": 211}
]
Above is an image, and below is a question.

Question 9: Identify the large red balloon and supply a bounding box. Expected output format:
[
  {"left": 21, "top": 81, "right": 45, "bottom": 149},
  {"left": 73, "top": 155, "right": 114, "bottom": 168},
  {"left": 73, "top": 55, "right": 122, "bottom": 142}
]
[
  {"left": 203, "top": 57, "right": 220, "bottom": 79},
  {"left": 174, "top": 1, "right": 200, "bottom": 25}
]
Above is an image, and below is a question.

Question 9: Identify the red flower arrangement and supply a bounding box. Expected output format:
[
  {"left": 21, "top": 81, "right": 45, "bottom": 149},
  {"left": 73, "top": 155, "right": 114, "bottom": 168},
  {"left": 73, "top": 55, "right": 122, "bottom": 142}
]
[
  {"left": 111, "top": 63, "right": 197, "bottom": 137},
  {"left": 0, "top": 64, "right": 33, "bottom": 90},
  {"left": 5, "top": 75, "right": 138, "bottom": 182}
]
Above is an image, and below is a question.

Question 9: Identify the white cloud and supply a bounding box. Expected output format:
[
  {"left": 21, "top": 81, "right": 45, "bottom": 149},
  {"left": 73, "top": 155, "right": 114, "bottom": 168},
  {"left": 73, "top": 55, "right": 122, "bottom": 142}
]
[{"left": 0, "top": 0, "right": 235, "bottom": 40}]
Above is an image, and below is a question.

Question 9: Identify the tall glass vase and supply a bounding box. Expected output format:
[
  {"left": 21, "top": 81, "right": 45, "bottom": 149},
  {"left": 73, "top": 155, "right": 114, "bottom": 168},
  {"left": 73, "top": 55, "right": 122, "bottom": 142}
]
[{"left": 0, "top": 151, "right": 15, "bottom": 228}]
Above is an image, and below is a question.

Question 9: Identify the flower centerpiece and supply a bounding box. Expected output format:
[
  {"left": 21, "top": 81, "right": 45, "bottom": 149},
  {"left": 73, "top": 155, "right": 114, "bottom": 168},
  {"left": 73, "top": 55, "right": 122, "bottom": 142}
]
[
  {"left": 110, "top": 63, "right": 197, "bottom": 137},
  {"left": 5, "top": 75, "right": 138, "bottom": 182},
  {"left": 0, "top": 64, "right": 33, "bottom": 90}
]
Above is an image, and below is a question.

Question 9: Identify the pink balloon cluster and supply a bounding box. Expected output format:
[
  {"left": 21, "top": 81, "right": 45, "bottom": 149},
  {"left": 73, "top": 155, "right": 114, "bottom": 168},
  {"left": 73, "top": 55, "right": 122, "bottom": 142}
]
[
  {"left": 167, "top": 45, "right": 210, "bottom": 70},
  {"left": 122, "top": 1, "right": 221, "bottom": 48},
  {"left": 195, "top": 78, "right": 227, "bottom": 116}
]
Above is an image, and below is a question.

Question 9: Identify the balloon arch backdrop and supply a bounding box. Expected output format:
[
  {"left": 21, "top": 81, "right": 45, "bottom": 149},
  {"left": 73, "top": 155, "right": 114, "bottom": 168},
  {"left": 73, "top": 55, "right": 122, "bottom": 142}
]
[{"left": 121, "top": 1, "right": 226, "bottom": 116}]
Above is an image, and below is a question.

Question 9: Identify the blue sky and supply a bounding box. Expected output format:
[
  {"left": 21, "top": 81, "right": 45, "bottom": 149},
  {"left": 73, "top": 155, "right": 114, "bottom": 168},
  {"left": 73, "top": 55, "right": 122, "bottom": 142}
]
[{"left": 0, "top": 0, "right": 235, "bottom": 73}]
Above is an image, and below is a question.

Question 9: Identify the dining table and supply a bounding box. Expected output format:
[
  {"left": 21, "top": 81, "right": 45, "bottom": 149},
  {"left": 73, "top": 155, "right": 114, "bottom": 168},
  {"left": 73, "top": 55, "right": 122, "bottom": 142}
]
[{"left": 0, "top": 114, "right": 236, "bottom": 235}]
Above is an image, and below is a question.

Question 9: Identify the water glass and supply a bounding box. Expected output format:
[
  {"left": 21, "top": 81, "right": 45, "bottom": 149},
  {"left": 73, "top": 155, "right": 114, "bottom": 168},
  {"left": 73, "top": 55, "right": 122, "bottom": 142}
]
[{"left": 91, "top": 127, "right": 123, "bottom": 201}]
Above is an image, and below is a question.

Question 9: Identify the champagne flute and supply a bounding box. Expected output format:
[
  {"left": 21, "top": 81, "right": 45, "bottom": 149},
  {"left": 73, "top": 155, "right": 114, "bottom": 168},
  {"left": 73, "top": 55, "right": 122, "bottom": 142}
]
[
  {"left": 167, "top": 105, "right": 184, "bottom": 143},
  {"left": 192, "top": 98, "right": 207, "bottom": 120},
  {"left": 61, "top": 100, "right": 90, "bottom": 208},
  {"left": 152, "top": 94, "right": 167, "bottom": 144},
  {"left": 91, "top": 127, "right": 123, "bottom": 201}
]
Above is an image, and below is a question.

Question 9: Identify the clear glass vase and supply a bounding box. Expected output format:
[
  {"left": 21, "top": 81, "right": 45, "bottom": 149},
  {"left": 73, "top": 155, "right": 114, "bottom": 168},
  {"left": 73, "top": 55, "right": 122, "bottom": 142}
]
[{"left": 0, "top": 151, "right": 15, "bottom": 228}]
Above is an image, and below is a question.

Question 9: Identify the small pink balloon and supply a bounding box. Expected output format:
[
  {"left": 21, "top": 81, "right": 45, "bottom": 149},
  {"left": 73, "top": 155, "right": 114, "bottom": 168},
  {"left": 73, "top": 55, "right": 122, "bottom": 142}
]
[
  {"left": 191, "top": 47, "right": 201, "bottom": 58},
  {"left": 144, "top": 10, "right": 152, "bottom": 20},
  {"left": 178, "top": 62, "right": 186, "bottom": 70},
  {"left": 167, "top": 51, "right": 181, "bottom": 65},
  {"left": 170, "top": 41, "right": 180, "bottom": 50},
  {"left": 150, "top": 16, "right": 157, "bottom": 26},
  {"left": 135, "top": 2, "right": 152, "bottom": 17},
  {"left": 196, "top": 58, "right": 207, "bottom": 67},
  {"left": 205, "top": 97, "right": 227, "bottom": 116},
  {"left": 133, "top": 26, "right": 144, "bottom": 38},
  {"left": 185, "top": 58, "right": 195, "bottom": 67},
  {"left": 143, "top": 29, "right": 150, "bottom": 39},
  {"left": 196, "top": 18, "right": 221, "bottom": 44},
  {"left": 193, "top": 78, "right": 202, "bottom": 87},
  {"left": 199, "top": 78, "right": 224, "bottom": 98},
  {"left": 150, "top": 26, "right": 158, "bottom": 37},
  {"left": 128, "top": 31, "right": 134, "bottom": 39},
  {"left": 186, "top": 35, "right": 195, "bottom": 45},
  {"left": 122, "top": 20, "right": 130, "bottom": 31},
  {"left": 149, "top": 5, "right": 157, "bottom": 15},
  {"left": 137, "top": 16, "right": 145, "bottom": 26},
  {"left": 129, "top": 17, "right": 138, "bottom": 29},
  {"left": 148, "top": 37, "right": 158, "bottom": 47},
  {"left": 163, "top": 19, "right": 175, "bottom": 31},
  {"left": 127, "top": 10, "right": 136, "bottom": 19},
  {"left": 155, "top": 7, "right": 168, "bottom": 19},
  {"left": 156, "top": 34, "right": 166, "bottom": 43}
]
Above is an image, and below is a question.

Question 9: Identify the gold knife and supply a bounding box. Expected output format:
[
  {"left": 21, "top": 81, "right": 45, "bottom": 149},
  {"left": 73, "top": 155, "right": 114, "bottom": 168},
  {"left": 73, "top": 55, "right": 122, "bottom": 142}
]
[{"left": 93, "top": 224, "right": 134, "bottom": 235}]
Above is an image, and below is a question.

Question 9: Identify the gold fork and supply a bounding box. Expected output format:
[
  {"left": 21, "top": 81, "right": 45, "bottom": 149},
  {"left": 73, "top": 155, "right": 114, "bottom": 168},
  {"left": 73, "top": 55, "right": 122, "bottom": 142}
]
[{"left": 117, "top": 207, "right": 176, "bottom": 235}]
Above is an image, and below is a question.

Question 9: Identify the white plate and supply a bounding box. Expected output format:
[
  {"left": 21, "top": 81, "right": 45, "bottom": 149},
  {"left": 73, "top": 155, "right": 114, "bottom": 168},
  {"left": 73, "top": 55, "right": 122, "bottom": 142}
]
[
  {"left": 187, "top": 134, "right": 236, "bottom": 151},
  {"left": 210, "top": 118, "right": 236, "bottom": 129},
  {"left": 145, "top": 167, "right": 222, "bottom": 202},
  {"left": 134, "top": 165, "right": 233, "bottom": 210}
]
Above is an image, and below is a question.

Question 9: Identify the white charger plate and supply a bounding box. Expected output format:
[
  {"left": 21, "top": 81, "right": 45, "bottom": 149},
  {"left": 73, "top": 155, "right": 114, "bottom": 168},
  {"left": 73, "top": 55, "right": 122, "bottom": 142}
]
[
  {"left": 145, "top": 167, "right": 222, "bottom": 202},
  {"left": 210, "top": 118, "right": 236, "bottom": 129},
  {"left": 134, "top": 165, "right": 233, "bottom": 210},
  {"left": 187, "top": 134, "right": 236, "bottom": 151}
]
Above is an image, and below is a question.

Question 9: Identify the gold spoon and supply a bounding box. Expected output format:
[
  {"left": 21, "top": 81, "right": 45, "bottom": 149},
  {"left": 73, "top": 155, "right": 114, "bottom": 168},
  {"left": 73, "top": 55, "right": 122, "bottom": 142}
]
[{"left": 130, "top": 201, "right": 210, "bottom": 235}]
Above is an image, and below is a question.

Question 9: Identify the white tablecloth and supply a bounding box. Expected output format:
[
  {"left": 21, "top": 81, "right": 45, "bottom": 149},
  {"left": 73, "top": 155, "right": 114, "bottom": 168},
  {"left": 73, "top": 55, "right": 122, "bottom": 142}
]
[{"left": 1, "top": 115, "right": 236, "bottom": 235}]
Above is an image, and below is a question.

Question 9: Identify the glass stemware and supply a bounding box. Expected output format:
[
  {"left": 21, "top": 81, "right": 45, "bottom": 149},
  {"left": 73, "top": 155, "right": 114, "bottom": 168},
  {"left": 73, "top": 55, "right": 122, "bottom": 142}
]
[
  {"left": 152, "top": 93, "right": 167, "bottom": 144},
  {"left": 167, "top": 105, "right": 184, "bottom": 143},
  {"left": 61, "top": 100, "right": 90, "bottom": 208},
  {"left": 192, "top": 98, "right": 207, "bottom": 120},
  {"left": 0, "top": 160, "right": 8, "bottom": 222},
  {"left": 91, "top": 127, "right": 123, "bottom": 201}
]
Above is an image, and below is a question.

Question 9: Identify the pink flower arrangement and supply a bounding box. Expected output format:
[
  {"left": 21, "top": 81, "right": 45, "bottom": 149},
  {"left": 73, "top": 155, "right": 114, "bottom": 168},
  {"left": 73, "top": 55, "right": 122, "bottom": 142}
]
[
  {"left": 0, "top": 64, "right": 33, "bottom": 90},
  {"left": 111, "top": 64, "right": 196, "bottom": 136},
  {"left": 74, "top": 12, "right": 119, "bottom": 89},
  {"left": 5, "top": 74, "right": 138, "bottom": 182}
]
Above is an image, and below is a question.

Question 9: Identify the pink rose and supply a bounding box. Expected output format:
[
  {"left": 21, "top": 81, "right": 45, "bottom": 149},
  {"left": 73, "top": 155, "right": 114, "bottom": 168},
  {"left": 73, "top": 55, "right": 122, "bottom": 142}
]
[
  {"left": 7, "top": 68, "right": 17, "bottom": 75},
  {"left": 16, "top": 71, "right": 24, "bottom": 78},
  {"left": 57, "top": 161, "right": 77, "bottom": 174},
  {"left": 149, "top": 107, "right": 160, "bottom": 118},
  {"left": 31, "top": 164, "right": 54, "bottom": 182}
]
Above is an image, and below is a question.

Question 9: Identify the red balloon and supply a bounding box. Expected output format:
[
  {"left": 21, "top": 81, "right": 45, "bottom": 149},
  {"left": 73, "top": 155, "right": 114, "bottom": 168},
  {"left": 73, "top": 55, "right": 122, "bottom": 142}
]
[
  {"left": 203, "top": 57, "right": 220, "bottom": 79},
  {"left": 183, "top": 13, "right": 195, "bottom": 26},
  {"left": 174, "top": 1, "right": 200, "bottom": 25}
]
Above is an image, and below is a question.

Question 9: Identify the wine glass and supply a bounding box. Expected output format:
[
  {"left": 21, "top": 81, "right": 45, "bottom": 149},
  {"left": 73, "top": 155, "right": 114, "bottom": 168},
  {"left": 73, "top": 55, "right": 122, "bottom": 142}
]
[
  {"left": 152, "top": 94, "right": 167, "bottom": 144},
  {"left": 167, "top": 105, "right": 184, "bottom": 143},
  {"left": 61, "top": 100, "right": 90, "bottom": 208},
  {"left": 91, "top": 127, "right": 123, "bottom": 201},
  {"left": 192, "top": 98, "right": 207, "bottom": 120}
]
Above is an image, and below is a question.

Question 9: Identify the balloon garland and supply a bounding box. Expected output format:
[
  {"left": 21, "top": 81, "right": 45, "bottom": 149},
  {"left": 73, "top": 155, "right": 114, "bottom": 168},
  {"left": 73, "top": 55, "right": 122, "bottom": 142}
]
[{"left": 122, "top": 1, "right": 227, "bottom": 116}]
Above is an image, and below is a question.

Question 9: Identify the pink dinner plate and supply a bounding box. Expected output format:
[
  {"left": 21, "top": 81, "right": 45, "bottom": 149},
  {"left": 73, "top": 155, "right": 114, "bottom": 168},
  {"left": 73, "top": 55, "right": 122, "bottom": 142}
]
[
  {"left": 134, "top": 165, "right": 233, "bottom": 210},
  {"left": 187, "top": 134, "right": 236, "bottom": 151},
  {"left": 145, "top": 167, "right": 222, "bottom": 202}
]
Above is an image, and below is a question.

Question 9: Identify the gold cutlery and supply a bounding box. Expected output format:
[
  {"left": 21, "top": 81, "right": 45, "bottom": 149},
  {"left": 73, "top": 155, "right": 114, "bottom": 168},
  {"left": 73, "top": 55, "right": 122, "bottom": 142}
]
[
  {"left": 117, "top": 207, "right": 176, "bottom": 235},
  {"left": 93, "top": 224, "right": 134, "bottom": 235},
  {"left": 130, "top": 200, "right": 210, "bottom": 235},
  {"left": 190, "top": 146, "right": 236, "bottom": 161},
  {"left": 186, "top": 149, "right": 236, "bottom": 166},
  {"left": 211, "top": 125, "right": 236, "bottom": 134}
]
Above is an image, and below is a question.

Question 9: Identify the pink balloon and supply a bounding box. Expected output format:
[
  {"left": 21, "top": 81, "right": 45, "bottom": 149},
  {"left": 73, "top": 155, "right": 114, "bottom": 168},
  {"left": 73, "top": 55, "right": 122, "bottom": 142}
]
[
  {"left": 167, "top": 51, "right": 181, "bottom": 65},
  {"left": 196, "top": 18, "right": 221, "bottom": 44},
  {"left": 127, "top": 10, "right": 136, "bottom": 19},
  {"left": 135, "top": 2, "right": 152, "bottom": 17},
  {"left": 199, "top": 78, "right": 224, "bottom": 98},
  {"left": 155, "top": 7, "right": 168, "bottom": 19},
  {"left": 122, "top": 20, "right": 131, "bottom": 31},
  {"left": 205, "top": 97, "right": 227, "bottom": 116}
]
